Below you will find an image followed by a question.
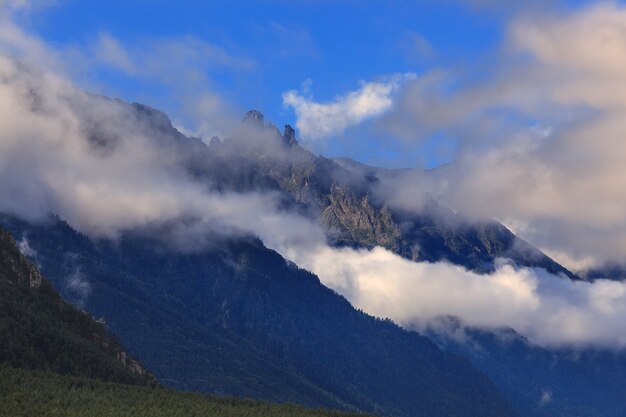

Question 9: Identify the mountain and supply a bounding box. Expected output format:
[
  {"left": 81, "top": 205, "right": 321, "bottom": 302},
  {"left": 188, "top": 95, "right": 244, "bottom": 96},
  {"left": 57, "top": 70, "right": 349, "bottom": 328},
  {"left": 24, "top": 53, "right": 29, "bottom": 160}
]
[
  {"left": 0, "top": 214, "right": 517, "bottom": 417},
  {"left": 191, "top": 110, "right": 576, "bottom": 278},
  {"left": 71, "top": 100, "right": 574, "bottom": 279},
  {"left": 0, "top": 225, "right": 152, "bottom": 384},
  {"left": 114, "top": 104, "right": 573, "bottom": 278},
  {"left": 120, "top": 105, "right": 626, "bottom": 417},
  {"left": 0, "top": 92, "right": 581, "bottom": 416},
  {"left": 426, "top": 321, "right": 626, "bottom": 417}
]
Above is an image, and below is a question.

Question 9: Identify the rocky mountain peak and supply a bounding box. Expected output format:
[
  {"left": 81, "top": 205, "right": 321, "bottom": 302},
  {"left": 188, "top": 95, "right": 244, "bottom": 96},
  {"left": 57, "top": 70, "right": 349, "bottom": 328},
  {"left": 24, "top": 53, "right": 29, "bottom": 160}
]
[{"left": 243, "top": 109, "right": 265, "bottom": 127}]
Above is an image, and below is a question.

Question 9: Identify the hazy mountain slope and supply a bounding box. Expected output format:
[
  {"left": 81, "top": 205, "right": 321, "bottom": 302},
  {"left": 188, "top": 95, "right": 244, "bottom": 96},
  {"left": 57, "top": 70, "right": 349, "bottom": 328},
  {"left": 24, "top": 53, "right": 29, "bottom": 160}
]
[
  {"left": 1, "top": 214, "right": 517, "bottom": 417},
  {"left": 584, "top": 263, "right": 626, "bottom": 281},
  {"left": 0, "top": 226, "right": 152, "bottom": 384},
  {"left": 426, "top": 322, "right": 626, "bottom": 417}
]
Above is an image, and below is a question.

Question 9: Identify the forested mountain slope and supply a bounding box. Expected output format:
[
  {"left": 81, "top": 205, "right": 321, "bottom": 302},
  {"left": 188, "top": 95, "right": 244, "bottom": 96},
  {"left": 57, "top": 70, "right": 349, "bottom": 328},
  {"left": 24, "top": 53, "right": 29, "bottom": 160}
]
[
  {"left": 1, "top": 214, "right": 516, "bottom": 417},
  {"left": 0, "top": 226, "right": 152, "bottom": 384}
]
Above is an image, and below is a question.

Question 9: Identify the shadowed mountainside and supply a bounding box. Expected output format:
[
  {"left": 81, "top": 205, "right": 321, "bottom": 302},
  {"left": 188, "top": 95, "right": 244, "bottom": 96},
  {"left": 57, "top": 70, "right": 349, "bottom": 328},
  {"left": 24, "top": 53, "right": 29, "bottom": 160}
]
[
  {"left": 1, "top": 214, "right": 517, "bottom": 417},
  {"left": 0, "top": 226, "right": 153, "bottom": 385}
]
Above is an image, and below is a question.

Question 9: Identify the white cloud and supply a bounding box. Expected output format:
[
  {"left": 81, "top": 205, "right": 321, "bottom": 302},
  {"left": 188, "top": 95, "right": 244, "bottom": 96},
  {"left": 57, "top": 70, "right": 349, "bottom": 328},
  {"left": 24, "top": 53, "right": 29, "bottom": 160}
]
[
  {"left": 285, "top": 243, "right": 626, "bottom": 349},
  {"left": 282, "top": 73, "right": 415, "bottom": 145},
  {"left": 376, "top": 2, "right": 626, "bottom": 270}
]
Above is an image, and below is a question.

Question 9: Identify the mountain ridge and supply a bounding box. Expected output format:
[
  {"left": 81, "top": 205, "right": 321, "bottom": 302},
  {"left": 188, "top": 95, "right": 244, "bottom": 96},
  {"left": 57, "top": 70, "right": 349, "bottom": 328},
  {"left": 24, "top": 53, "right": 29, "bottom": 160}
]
[{"left": 177, "top": 107, "right": 577, "bottom": 279}]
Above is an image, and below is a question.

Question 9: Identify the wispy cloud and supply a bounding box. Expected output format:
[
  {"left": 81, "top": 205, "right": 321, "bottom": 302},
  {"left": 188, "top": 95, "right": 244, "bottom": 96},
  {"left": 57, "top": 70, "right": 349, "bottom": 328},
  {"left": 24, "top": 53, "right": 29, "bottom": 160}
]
[
  {"left": 93, "top": 32, "right": 256, "bottom": 76},
  {"left": 63, "top": 255, "right": 91, "bottom": 308},
  {"left": 403, "top": 31, "right": 436, "bottom": 61},
  {"left": 282, "top": 73, "right": 415, "bottom": 146},
  {"left": 263, "top": 21, "right": 320, "bottom": 59},
  {"left": 0, "top": 9, "right": 253, "bottom": 141},
  {"left": 90, "top": 32, "right": 255, "bottom": 138},
  {"left": 0, "top": 0, "right": 56, "bottom": 12}
]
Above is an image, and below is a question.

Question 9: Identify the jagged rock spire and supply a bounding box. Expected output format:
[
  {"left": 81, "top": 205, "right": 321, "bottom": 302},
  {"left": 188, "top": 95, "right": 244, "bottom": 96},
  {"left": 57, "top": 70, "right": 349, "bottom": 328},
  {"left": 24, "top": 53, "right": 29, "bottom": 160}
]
[
  {"left": 241, "top": 110, "right": 297, "bottom": 148},
  {"left": 283, "top": 124, "right": 297, "bottom": 146}
]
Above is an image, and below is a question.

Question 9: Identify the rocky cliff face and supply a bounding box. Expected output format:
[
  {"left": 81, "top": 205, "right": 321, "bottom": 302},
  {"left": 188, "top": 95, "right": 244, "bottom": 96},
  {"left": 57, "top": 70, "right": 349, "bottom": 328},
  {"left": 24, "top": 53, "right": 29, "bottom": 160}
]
[{"left": 322, "top": 185, "right": 402, "bottom": 251}]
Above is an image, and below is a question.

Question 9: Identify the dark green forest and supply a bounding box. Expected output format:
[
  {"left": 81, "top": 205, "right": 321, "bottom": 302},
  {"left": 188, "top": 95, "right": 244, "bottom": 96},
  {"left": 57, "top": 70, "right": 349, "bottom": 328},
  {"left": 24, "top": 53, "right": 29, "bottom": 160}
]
[{"left": 0, "top": 367, "right": 367, "bottom": 417}]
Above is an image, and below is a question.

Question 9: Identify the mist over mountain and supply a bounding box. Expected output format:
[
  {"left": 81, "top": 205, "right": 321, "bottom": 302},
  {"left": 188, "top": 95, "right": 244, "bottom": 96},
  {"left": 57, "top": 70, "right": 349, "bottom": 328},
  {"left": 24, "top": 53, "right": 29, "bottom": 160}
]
[
  {"left": 3, "top": 2, "right": 626, "bottom": 417},
  {"left": 0, "top": 59, "right": 624, "bottom": 415}
]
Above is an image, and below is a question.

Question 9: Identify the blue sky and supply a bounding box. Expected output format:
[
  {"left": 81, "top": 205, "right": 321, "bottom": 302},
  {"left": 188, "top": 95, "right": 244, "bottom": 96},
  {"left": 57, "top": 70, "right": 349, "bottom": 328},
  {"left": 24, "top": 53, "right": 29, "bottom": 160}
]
[{"left": 10, "top": 0, "right": 602, "bottom": 167}]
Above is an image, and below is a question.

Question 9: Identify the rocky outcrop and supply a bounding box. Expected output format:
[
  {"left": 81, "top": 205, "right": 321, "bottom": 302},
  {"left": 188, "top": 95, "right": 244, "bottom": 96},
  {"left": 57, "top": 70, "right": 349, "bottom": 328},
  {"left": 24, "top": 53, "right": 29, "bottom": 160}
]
[
  {"left": 0, "top": 228, "right": 44, "bottom": 290},
  {"left": 322, "top": 186, "right": 401, "bottom": 251}
]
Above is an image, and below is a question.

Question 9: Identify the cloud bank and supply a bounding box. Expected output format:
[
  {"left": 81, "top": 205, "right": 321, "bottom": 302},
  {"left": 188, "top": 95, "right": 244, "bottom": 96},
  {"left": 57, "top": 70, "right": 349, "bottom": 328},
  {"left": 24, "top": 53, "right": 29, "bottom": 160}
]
[{"left": 286, "top": 244, "right": 626, "bottom": 349}]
